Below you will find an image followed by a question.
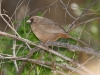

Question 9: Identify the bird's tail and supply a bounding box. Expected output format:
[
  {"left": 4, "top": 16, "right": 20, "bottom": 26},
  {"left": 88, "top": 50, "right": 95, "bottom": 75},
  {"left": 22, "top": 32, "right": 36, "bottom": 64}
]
[
  {"left": 59, "top": 33, "right": 91, "bottom": 47},
  {"left": 58, "top": 33, "right": 71, "bottom": 38}
]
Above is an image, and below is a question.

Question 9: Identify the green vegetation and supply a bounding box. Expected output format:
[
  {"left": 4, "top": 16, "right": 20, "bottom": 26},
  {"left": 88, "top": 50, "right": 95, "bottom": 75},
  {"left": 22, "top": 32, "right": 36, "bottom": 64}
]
[{"left": 0, "top": 15, "right": 78, "bottom": 75}]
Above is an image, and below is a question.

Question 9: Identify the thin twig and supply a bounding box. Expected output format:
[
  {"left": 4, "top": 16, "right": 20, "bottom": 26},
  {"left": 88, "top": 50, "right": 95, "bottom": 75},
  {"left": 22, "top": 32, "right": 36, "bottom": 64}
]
[
  {"left": 67, "top": 17, "right": 100, "bottom": 32},
  {"left": 0, "top": 55, "right": 88, "bottom": 75},
  {"left": 0, "top": 31, "right": 95, "bottom": 75},
  {"left": 60, "top": 0, "right": 76, "bottom": 19},
  {"left": 27, "top": 50, "right": 46, "bottom": 75},
  {"left": 0, "top": 0, "right": 31, "bottom": 51},
  {"left": 13, "top": 39, "right": 19, "bottom": 72},
  {"left": 0, "top": 13, "right": 31, "bottom": 50},
  {"left": 11, "top": 0, "right": 26, "bottom": 19},
  {"left": 67, "top": 0, "right": 98, "bottom": 32},
  {"left": 29, "top": 0, "right": 59, "bottom": 15},
  {"left": 17, "top": 47, "right": 40, "bottom": 75}
]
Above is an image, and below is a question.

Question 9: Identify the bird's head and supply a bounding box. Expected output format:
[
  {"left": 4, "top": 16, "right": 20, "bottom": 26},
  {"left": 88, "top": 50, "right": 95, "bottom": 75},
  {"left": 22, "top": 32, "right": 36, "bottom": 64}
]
[{"left": 26, "top": 16, "right": 43, "bottom": 24}]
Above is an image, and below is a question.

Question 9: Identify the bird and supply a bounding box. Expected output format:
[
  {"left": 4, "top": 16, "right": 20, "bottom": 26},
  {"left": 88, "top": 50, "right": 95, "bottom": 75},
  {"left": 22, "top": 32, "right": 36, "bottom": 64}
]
[
  {"left": 26, "top": 16, "right": 71, "bottom": 42},
  {"left": 26, "top": 16, "right": 91, "bottom": 47}
]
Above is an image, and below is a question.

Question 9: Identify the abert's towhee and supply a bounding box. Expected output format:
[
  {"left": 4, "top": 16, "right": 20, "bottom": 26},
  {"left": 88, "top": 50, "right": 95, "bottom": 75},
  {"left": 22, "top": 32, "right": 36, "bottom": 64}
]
[
  {"left": 26, "top": 16, "right": 71, "bottom": 42},
  {"left": 26, "top": 16, "right": 90, "bottom": 47}
]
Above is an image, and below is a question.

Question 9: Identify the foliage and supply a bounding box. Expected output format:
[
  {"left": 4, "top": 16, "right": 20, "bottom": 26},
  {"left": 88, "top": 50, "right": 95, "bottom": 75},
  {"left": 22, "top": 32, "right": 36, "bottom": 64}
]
[{"left": 0, "top": 15, "right": 79, "bottom": 75}]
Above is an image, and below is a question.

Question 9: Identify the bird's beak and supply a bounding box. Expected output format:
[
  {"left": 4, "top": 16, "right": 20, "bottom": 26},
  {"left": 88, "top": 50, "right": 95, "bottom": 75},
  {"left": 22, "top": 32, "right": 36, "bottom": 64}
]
[{"left": 26, "top": 19, "right": 31, "bottom": 23}]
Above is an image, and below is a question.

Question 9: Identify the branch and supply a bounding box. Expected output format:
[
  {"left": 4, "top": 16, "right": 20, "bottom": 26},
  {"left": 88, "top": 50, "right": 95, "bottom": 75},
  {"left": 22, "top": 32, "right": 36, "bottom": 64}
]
[
  {"left": 60, "top": 0, "right": 76, "bottom": 19},
  {"left": 0, "top": 31, "right": 73, "bottom": 62},
  {"left": 0, "top": 55, "right": 90, "bottom": 75},
  {"left": 17, "top": 47, "right": 40, "bottom": 75},
  {"left": 46, "top": 41, "right": 100, "bottom": 56},
  {"left": 67, "top": 0, "right": 98, "bottom": 31},
  {"left": 13, "top": 39, "right": 18, "bottom": 72},
  {"left": 0, "top": 31, "right": 95, "bottom": 75},
  {"left": 29, "top": 0, "right": 59, "bottom": 15},
  {"left": 67, "top": 17, "right": 100, "bottom": 32}
]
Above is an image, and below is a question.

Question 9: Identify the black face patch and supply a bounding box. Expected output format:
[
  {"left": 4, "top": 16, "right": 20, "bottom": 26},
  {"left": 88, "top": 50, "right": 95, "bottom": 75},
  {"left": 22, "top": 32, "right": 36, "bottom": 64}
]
[{"left": 30, "top": 18, "right": 34, "bottom": 24}]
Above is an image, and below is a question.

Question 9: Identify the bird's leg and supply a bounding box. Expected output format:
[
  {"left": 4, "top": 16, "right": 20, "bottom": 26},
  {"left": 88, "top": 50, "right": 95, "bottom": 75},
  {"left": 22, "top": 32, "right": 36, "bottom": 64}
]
[
  {"left": 44, "top": 40, "right": 51, "bottom": 48},
  {"left": 39, "top": 41, "right": 45, "bottom": 46},
  {"left": 40, "top": 40, "right": 52, "bottom": 48}
]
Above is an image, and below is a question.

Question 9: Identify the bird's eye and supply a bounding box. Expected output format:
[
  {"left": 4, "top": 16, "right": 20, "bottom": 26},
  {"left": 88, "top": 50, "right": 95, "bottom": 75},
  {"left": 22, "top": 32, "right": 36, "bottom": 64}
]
[{"left": 30, "top": 18, "right": 34, "bottom": 23}]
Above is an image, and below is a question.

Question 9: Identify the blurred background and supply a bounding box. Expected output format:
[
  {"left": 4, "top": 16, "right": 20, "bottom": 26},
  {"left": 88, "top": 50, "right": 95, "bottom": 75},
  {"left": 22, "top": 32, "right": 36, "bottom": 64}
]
[{"left": 0, "top": 0, "right": 100, "bottom": 75}]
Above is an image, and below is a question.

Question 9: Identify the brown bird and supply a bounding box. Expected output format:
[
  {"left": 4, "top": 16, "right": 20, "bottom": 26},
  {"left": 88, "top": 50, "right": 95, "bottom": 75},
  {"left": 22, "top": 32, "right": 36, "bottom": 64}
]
[
  {"left": 26, "top": 16, "right": 90, "bottom": 47},
  {"left": 26, "top": 16, "right": 71, "bottom": 42}
]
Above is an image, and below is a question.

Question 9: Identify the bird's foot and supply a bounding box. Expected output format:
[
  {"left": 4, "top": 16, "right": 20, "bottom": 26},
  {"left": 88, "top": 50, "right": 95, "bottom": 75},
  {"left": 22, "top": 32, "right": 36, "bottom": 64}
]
[{"left": 40, "top": 40, "right": 51, "bottom": 48}]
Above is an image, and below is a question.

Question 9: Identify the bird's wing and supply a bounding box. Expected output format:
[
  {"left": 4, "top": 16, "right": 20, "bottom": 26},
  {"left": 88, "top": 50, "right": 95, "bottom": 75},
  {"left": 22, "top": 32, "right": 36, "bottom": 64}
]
[{"left": 39, "top": 18, "right": 66, "bottom": 33}]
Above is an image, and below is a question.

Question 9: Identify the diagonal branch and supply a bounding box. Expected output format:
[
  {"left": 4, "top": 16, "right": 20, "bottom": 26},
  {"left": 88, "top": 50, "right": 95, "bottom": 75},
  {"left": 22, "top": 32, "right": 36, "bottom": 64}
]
[
  {"left": 67, "top": 0, "right": 98, "bottom": 32},
  {"left": 17, "top": 47, "right": 40, "bottom": 75},
  {"left": 67, "top": 17, "right": 100, "bottom": 32},
  {"left": 0, "top": 31, "right": 95, "bottom": 75},
  {"left": 0, "top": 55, "right": 88, "bottom": 75},
  {"left": 46, "top": 42, "right": 100, "bottom": 56}
]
